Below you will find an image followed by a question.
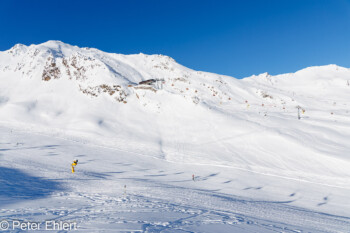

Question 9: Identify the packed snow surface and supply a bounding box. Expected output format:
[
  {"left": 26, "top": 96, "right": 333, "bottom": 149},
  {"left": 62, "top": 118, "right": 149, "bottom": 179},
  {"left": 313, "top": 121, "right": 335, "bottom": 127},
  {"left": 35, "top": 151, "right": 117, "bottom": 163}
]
[{"left": 0, "top": 41, "right": 350, "bottom": 232}]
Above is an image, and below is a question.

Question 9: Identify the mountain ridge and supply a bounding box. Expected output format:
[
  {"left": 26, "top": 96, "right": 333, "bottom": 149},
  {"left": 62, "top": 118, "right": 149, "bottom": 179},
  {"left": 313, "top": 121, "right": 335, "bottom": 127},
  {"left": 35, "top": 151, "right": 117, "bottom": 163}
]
[{"left": 4, "top": 40, "right": 349, "bottom": 80}]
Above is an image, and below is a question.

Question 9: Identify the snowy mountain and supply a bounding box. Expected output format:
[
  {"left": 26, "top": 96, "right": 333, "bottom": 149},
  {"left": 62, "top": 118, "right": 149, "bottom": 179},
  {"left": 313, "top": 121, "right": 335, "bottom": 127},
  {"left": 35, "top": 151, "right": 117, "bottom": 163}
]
[
  {"left": 1, "top": 41, "right": 350, "bottom": 232},
  {"left": 1, "top": 40, "right": 349, "bottom": 181}
]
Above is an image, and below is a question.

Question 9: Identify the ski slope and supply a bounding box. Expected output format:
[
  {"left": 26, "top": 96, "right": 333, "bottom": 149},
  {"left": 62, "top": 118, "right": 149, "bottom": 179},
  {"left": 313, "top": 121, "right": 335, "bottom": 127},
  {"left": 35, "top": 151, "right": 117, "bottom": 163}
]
[{"left": 0, "top": 41, "right": 350, "bottom": 232}]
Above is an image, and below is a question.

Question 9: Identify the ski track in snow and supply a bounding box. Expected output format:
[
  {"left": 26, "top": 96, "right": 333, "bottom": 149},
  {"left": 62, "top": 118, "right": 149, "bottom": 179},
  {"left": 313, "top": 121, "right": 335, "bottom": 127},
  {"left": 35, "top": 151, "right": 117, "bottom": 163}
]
[
  {"left": 1, "top": 127, "right": 350, "bottom": 232},
  {"left": 3, "top": 123, "right": 350, "bottom": 191}
]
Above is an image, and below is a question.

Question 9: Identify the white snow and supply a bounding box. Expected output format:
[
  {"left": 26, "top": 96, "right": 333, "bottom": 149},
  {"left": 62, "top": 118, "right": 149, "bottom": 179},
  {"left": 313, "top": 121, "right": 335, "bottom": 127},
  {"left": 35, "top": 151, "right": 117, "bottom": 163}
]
[{"left": 0, "top": 41, "right": 350, "bottom": 232}]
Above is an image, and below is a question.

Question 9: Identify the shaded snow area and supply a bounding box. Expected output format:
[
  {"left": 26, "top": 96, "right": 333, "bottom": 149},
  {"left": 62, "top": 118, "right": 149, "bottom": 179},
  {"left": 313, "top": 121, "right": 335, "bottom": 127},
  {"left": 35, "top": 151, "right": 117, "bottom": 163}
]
[{"left": 0, "top": 41, "right": 350, "bottom": 232}]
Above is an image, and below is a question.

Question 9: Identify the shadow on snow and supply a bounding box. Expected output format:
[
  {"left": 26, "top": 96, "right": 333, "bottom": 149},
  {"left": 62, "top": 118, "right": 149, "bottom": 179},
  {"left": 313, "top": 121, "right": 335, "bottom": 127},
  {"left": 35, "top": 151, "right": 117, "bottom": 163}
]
[{"left": 0, "top": 166, "right": 64, "bottom": 207}]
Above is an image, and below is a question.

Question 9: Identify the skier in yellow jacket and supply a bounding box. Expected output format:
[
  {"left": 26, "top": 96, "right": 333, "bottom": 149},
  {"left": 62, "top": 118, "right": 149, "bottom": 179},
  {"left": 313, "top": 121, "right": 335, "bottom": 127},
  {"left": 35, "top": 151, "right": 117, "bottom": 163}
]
[{"left": 71, "top": 159, "right": 78, "bottom": 173}]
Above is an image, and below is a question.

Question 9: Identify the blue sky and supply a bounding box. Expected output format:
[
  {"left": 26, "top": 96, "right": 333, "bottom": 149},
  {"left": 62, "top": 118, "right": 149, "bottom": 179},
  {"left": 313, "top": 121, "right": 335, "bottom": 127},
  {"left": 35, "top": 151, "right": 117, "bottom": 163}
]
[{"left": 0, "top": 0, "right": 349, "bottom": 78}]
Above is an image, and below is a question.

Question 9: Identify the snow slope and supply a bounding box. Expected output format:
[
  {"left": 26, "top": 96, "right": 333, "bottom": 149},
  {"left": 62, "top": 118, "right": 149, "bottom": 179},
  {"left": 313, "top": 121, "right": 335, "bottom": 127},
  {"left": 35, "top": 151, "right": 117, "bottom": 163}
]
[{"left": 0, "top": 41, "right": 350, "bottom": 232}]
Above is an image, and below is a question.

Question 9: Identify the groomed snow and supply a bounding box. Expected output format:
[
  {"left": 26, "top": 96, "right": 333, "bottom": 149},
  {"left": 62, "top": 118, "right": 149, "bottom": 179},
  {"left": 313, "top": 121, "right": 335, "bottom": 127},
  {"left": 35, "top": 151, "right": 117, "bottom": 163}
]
[{"left": 0, "top": 41, "right": 350, "bottom": 232}]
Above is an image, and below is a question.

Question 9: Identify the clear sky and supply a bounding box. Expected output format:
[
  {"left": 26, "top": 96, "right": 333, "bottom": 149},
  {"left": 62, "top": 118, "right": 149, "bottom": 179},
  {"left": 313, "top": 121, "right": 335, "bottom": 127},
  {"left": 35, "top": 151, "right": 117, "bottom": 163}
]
[{"left": 0, "top": 0, "right": 349, "bottom": 78}]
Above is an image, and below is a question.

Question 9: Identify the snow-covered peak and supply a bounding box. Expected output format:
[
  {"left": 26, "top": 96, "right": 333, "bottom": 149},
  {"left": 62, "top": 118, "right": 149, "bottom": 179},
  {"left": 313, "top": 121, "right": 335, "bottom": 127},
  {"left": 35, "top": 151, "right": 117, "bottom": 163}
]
[
  {"left": 292, "top": 64, "right": 350, "bottom": 80},
  {"left": 31, "top": 40, "right": 78, "bottom": 57},
  {"left": 37, "top": 40, "right": 71, "bottom": 47},
  {"left": 244, "top": 64, "right": 349, "bottom": 80},
  {"left": 6, "top": 43, "right": 28, "bottom": 56}
]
